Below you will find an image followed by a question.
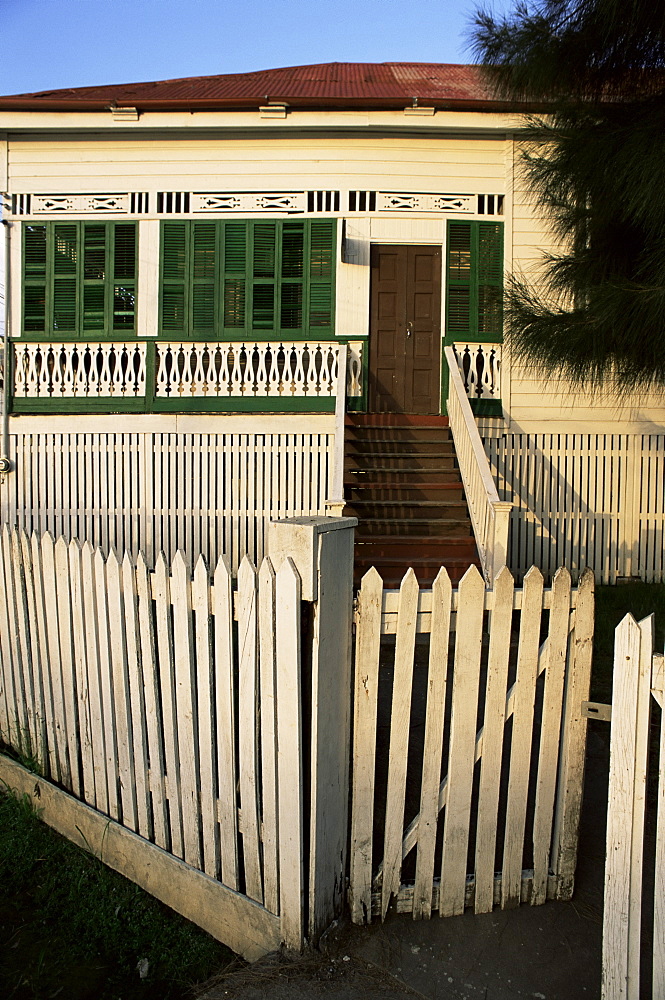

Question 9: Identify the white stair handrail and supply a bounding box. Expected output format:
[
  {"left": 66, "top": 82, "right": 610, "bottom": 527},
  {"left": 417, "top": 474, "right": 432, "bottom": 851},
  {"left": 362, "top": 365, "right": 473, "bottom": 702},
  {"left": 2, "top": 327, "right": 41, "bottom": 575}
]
[{"left": 444, "top": 345, "right": 512, "bottom": 583}]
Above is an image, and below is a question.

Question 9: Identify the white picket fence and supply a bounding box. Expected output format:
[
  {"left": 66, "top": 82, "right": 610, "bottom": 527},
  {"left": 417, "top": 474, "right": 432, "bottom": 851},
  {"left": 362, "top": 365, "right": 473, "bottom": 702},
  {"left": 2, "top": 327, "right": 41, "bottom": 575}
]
[
  {"left": 603, "top": 614, "right": 665, "bottom": 1000},
  {"left": 0, "top": 518, "right": 356, "bottom": 958},
  {"left": 349, "top": 562, "right": 594, "bottom": 922},
  {"left": 485, "top": 431, "right": 665, "bottom": 584},
  {"left": 0, "top": 417, "right": 334, "bottom": 573}
]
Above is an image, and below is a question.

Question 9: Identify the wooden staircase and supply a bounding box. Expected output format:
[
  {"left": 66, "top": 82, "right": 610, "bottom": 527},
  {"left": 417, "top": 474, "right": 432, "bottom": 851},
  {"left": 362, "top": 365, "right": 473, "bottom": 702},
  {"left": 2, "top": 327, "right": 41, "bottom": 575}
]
[{"left": 342, "top": 413, "right": 481, "bottom": 587}]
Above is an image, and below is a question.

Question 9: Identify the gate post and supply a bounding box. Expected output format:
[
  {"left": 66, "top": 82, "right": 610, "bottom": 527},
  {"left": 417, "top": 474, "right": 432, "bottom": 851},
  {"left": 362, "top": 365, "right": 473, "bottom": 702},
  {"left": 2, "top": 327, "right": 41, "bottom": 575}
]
[{"left": 269, "top": 515, "right": 357, "bottom": 944}]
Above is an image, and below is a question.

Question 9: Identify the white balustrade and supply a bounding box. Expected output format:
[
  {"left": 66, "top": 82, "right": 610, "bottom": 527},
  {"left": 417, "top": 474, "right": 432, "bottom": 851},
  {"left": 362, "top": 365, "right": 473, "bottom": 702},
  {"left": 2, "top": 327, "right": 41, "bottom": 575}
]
[
  {"left": 453, "top": 342, "right": 501, "bottom": 401},
  {"left": 444, "top": 345, "right": 511, "bottom": 583},
  {"left": 154, "top": 341, "right": 364, "bottom": 400},
  {"left": 13, "top": 342, "right": 147, "bottom": 399}
]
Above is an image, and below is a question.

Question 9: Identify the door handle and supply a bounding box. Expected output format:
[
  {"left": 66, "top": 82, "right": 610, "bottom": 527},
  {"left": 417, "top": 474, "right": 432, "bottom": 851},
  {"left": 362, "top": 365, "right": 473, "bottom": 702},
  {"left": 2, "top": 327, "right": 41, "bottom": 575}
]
[{"left": 406, "top": 322, "right": 413, "bottom": 338}]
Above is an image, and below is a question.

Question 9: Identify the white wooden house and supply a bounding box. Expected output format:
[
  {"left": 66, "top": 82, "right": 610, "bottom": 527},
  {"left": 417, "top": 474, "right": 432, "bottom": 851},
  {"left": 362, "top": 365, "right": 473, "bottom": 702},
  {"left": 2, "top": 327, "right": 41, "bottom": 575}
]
[{"left": 0, "top": 62, "right": 663, "bottom": 583}]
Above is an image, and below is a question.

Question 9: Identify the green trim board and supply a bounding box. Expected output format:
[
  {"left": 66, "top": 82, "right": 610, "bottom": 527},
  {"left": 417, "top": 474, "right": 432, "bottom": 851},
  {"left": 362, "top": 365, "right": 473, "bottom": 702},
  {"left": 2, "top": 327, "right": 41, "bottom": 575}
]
[
  {"left": 22, "top": 222, "right": 137, "bottom": 340},
  {"left": 159, "top": 219, "right": 336, "bottom": 340}
]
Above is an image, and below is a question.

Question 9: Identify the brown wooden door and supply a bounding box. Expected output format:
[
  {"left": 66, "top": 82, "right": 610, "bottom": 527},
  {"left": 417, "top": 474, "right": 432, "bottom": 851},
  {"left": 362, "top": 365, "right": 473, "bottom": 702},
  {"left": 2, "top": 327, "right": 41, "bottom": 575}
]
[{"left": 368, "top": 244, "right": 442, "bottom": 413}]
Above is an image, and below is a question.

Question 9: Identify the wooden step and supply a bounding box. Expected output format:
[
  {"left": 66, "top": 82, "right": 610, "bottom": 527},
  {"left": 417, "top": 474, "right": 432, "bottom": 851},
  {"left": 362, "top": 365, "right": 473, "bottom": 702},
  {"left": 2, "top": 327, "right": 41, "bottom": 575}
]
[
  {"left": 353, "top": 554, "right": 479, "bottom": 588},
  {"left": 346, "top": 483, "right": 465, "bottom": 503},
  {"left": 344, "top": 499, "right": 471, "bottom": 520},
  {"left": 353, "top": 517, "right": 473, "bottom": 538},
  {"left": 345, "top": 453, "right": 457, "bottom": 470},
  {"left": 355, "top": 536, "right": 478, "bottom": 559},
  {"left": 346, "top": 413, "right": 449, "bottom": 427}
]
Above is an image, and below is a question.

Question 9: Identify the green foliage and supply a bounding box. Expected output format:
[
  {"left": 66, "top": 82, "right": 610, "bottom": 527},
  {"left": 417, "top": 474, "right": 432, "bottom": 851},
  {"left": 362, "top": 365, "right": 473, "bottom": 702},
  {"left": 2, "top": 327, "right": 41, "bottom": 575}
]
[
  {"left": 0, "top": 789, "right": 233, "bottom": 999},
  {"left": 592, "top": 582, "right": 665, "bottom": 703},
  {"left": 471, "top": 0, "right": 665, "bottom": 390}
]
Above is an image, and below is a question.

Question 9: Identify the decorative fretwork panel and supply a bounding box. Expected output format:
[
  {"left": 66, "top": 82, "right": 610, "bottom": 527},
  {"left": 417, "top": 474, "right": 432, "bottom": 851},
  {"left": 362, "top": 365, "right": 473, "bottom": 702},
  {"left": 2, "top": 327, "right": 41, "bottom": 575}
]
[
  {"left": 377, "top": 192, "right": 475, "bottom": 213},
  {"left": 13, "top": 342, "right": 148, "bottom": 399},
  {"left": 32, "top": 194, "right": 132, "bottom": 214},
  {"left": 452, "top": 342, "right": 501, "bottom": 401},
  {"left": 154, "top": 340, "right": 363, "bottom": 399},
  {"left": 191, "top": 192, "right": 307, "bottom": 214}
]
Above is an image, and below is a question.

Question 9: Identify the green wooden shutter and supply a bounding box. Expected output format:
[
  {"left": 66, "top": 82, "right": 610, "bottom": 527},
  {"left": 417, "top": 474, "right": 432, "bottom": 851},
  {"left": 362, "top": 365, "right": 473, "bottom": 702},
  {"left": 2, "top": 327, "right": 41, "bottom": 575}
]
[
  {"left": 308, "top": 220, "right": 334, "bottom": 329},
  {"left": 280, "top": 222, "right": 304, "bottom": 329},
  {"left": 52, "top": 224, "right": 78, "bottom": 332},
  {"left": 191, "top": 223, "right": 217, "bottom": 334},
  {"left": 252, "top": 223, "right": 276, "bottom": 330},
  {"left": 446, "top": 220, "right": 503, "bottom": 343},
  {"left": 222, "top": 222, "right": 246, "bottom": 330},
  {"left": 162, "top": 222, "right": 187, "bottom": 334},
  {"left": 23, "top": 225, "right": 47, "bottom": 332},
  {"left": 82, "top": 224, "right": 107, "bottom": 331},
  {"left": 112, "top": 223, "right": 136, "bottom": 331},
  {"left": 477, "top": 222, "right": 503, "bottom": 338}
]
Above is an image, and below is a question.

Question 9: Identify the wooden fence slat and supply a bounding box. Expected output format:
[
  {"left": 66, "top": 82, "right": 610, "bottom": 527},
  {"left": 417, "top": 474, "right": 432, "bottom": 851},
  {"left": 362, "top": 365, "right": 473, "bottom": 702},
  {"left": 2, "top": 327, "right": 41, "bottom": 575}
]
[
  {"left": 0, "top": 528, "right": 17, "bottom": 746},
  {"left": 532, "top": 566, "right": 572, "bottom": 905},
  {"left": 94, "top": 547, "right": 119, "bottom": 820},
  {"left": 29, "top": 532, "right": 52, "bottom": 777},
  {"left": 381, "top": 568, "right": 419, "bottom": 920},
  {"left": 54, "top": 535, "right": 80, "bottom": 796},
  {"left": 213, "top": 554, "right": 239, "bottom": 891},
  {"left": 439, "top": 565, "right": 485, "bottom": 918},
  {"left": 2, "top": 526, "right": 29, "bottom": 749},
  {"left": 171, "top": 550, "right": 202, "bottom": 870},
  {"left": 81, "top": 541, "right": 108, "bottom": 814},
  {"left": 68, "top": 538, "right": 95, "bottom": 803},
  {"left": 502, "top": 565, "right": 544, "bottom": 908},
  {"left": 654, "top": 671, "right": 665, "bottom": 1000},
  {"left": 474, "top": 564, "right": 514, "bottom": 914},
  {"left": 413, "top": 567, "right": 452, "bottom": 920},
  {"left": 349, "top": 566, "right": 383, "bottom": 925},
  {"left": 627, "top": 616, "right": 653, "bottom": 995},
  {"left": 122, "top": 552, "right": 151, "bottom": 840},
  {"left": 136, "top": 552, "right": 168, "bottom": 849},
  {"left": 20, "top": 530, "right": 47, "bottom": 773},
  {"left": 41, "top": 533, "right": 68, "bottom": 787},
  {"left": 107, "top": 548, "right": 138, "bottom": 831},
  {"left": 602, "top": 614, "right": 643, "bottom": 1000},
  {"left": 192, "top": 554, "right": 220, "bottom": 879},
  {"left": 11, "top": 529, "right": 37, "bottom": 755},
  {"left": 154, "top": 552, "right": 184, "bottom": 859},
  {"left": 259, "top": 557, "right": 279, "bottom": 914},
  {"left": 237, "top": 556, "right": 263, "bottom": 904},
  {"left": 276, "top": 556, "right": 304, "bottom": 951},
  {"left": 553, "top": 567, "right": 594, "bottom": 897}
]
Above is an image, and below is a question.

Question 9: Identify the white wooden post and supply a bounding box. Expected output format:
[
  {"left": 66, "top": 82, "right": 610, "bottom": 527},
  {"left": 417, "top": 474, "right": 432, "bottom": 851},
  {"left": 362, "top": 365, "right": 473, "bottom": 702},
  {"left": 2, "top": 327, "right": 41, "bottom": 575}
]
[
  {"left": 325, "top": 343, "right": 348, "bottom": 516},
  {"left": 269, "top": 514, "right": 356, "bottom": 943}
]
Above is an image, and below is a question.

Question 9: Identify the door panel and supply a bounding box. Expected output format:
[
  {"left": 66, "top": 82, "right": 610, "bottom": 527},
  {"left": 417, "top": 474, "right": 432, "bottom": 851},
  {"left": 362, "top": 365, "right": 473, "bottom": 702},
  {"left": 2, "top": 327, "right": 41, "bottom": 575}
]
[{"left": 369, "top": 244, "right": 441, "bottom": 413}]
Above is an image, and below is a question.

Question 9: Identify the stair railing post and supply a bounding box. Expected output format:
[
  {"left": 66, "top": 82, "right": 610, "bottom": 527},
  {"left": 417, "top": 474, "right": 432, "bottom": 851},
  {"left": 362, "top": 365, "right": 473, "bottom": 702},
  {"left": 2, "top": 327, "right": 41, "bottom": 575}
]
[
  {"left": 490, "top": 501, "right": 513, "bottom": 582},
  {"left": 325, "top": 343, "right": 348, "bottom": 516},
  {"left": 268, "top": 514, "right": 357, "bottom": 944}
]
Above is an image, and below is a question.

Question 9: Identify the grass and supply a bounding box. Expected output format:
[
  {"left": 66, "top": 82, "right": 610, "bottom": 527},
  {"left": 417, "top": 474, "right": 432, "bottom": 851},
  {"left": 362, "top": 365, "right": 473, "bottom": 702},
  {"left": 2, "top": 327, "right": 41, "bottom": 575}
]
[
  {"left": 591, "top": 582, "right": 665, "bottom": 704},
  {"left": 0, "top": 787, "right": 234, "bottom": 1000}
]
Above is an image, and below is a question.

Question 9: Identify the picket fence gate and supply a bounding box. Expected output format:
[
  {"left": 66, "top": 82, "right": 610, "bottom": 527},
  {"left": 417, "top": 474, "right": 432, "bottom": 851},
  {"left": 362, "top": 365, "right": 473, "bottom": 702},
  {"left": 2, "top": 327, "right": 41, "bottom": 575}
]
[
  {"left": 349, "top": 562, "right": 594, "bottom": 922},
  {"left": 603, "top": 614, "right": 665, "bottom": 1000},
  {"left": 0, "top": 517, "right": 356, "bottom": 959}
]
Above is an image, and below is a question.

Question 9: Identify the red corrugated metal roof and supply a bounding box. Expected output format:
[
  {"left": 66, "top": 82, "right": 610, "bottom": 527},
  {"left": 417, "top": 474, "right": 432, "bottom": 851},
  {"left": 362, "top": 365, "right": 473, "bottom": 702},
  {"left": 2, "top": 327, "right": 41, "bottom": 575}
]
[{"left": 0, "top": 62, "right": 523, "bottom": 112}]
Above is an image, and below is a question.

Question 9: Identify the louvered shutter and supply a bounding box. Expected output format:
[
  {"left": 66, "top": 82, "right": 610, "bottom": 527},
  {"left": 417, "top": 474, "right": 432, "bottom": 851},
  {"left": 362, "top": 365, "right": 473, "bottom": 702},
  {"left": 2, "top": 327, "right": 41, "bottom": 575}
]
[
  {"left": 446, "top": 222, "right": 473, "bottom": 337},
  {"left": 223, "top": 223, "right": 246, "bottom": 329},
  {"left": 281, "top": 222, "right": 304, "bottom": 329},
  {"left": 52, "top": 224, "right": 78, "bottom": 332},
  {"left": 23, "top": 225, "right": 47, "bottom": 332},
  {"left": 308, "top": 220, "right": 334, "bottom": 329},
  {"left": 252, "top": 223, "right": 276, "bottom": 330},
  {"left": 112, "top": 223, "right": 136, "bottom": 331},
  {"left": 82, "top": 224, "right": 107, "bottom": 331},
  {"left": 162, "top": 223, "right": 187, "bottom": 333},
  {"left": 477, "top": 223, "right": 503, "bottom": 338},
  {"left": 446, "top": 220, "right": 503, "bottom": 343},
  {"left": 191, "top": 223, "right": 217, "bottom": 333}
]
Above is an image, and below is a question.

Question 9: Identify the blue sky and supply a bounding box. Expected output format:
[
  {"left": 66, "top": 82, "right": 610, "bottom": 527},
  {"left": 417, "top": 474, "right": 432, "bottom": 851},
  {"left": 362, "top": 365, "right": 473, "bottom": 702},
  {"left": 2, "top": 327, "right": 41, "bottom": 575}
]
[{"left": 0, "top": 0, "right": 496, "bottom": 95}]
